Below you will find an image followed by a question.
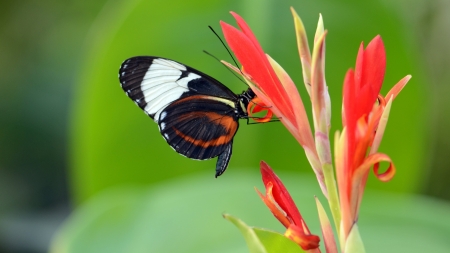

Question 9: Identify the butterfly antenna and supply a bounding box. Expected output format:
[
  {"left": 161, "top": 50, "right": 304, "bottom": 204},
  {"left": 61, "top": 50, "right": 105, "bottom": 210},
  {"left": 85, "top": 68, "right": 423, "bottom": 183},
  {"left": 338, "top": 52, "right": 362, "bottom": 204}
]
[
  {"left": 208, "top": 26, "right": 244, "bottom": 76},
  {"left": 203, "top": 50, "right": 246, "bottom": 86}
]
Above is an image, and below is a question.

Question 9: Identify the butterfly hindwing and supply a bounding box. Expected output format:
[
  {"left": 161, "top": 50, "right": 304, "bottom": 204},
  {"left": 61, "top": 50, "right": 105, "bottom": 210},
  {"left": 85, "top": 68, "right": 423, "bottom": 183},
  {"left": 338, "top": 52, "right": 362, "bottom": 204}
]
[
  {"left": 215, "top": 142, "right": 233, "bottom": 177},
  {"left": 159, "top": 95, "right": 238, "bottom": 161}
]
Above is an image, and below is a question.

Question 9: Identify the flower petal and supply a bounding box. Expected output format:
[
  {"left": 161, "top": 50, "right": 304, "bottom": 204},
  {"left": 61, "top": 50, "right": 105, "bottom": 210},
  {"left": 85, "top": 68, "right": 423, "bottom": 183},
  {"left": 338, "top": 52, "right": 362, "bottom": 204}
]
[
  {"left": 291, "top": 7, "right": 312, "bottom": 95},
  {"left": 343, "top": 69, "right": 357, "bottom": 173},
  {"left": 266, "top": 55, "right": 316, "bottom": 154},
  {"left": 311, "top": 31, "right": 328, "bottom": 133},
  {"left": 230, "top": 12, "right": 266, "bottom": 59},
  {"left": 220, "top": 17, "right": 295, "bottom": 125},
  {"left": 351, "top": 36, "right": 386, "bottom": 123},
  {"left": 385, "top": 75, "right": 411, "bottom": 101},
  {"left": 351, "top": 153, "right": 395, "bottom": 220},
  {"left": 255, "top": 184, "right": 291, "bottom": 228},
  {"left": 285, "top": 224, "right": 321, "bottom": 250},
  {"left": 370, "top": 96, "right": 393, "bottom": 155},
  {"left": 314, "top": 14, "right": 325, "bottom": 45},
  {"left": 335, "top": 129, "right": 353, "bottom": 242},
  {"left": 362, "top": 35, "right": 386, "bottom": 94},
  {"left": 260, "top": 161, "right": 304, "bottom": 227},
  {"left": 354, "top": 43, "right": 365, "bottom": 92},
  {"left": 315, "top": 197, "right": 338, "bottom": 253},
  {"left": 343, "top": 224, "right": 366, "bottom": 253},
  {"left": 247, "top": 97, "right": 273, "bottom": 123}
]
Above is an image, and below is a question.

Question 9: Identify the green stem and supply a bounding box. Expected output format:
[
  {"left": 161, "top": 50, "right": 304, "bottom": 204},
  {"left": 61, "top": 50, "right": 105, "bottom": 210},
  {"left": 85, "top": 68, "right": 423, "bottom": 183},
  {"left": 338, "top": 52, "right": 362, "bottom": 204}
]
[
  {"left": 322, "top": 162, "right": 341, "bottom": 233},
  {"left": 315, "top": 132, "right": 341, "bottom": 233}
]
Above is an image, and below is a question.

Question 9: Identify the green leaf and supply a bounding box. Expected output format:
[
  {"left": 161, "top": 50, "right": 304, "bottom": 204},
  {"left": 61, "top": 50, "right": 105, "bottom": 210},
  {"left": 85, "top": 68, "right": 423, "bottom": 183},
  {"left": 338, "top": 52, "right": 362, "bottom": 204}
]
[
  {"left": 224, "top": 214, "right": 305, "bottom": 253},
  {"left": 344, "top": 224, "right": 365, "bottom": 253},
  {"left": 253, "top": 228, "right": 306, "bottom": 253},
  {"left": 223, "top": 214, "right": 267, "bottom": 253}
]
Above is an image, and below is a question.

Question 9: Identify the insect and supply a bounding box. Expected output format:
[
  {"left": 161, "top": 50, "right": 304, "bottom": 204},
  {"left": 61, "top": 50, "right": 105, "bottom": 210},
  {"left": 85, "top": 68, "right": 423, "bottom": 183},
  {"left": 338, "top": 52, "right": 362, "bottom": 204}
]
[{"left": 119, "top": 56, "right": 257, "bottom": 177}]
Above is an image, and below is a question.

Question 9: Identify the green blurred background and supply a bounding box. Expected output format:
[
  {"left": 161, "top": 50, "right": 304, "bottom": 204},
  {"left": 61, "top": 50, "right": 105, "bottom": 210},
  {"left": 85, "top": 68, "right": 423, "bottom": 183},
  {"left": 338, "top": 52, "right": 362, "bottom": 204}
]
[{"left": 1, "top": 0, "right": 449, "bottom": 252}]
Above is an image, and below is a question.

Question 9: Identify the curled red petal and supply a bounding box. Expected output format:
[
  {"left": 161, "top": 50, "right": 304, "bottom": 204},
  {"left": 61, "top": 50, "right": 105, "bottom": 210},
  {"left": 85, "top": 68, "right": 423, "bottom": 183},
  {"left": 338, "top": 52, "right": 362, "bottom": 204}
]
[
  {"left": 373, "top": 160, "right": 396, "bottom": 182},
  {"left": 350, "top": 153, "right": 395, "bottom": 221},
  {"left": 248, "top": 96, "right": 268, "bottom": 113},
  {"left": 251, "top": 109, "right": 273, "bottom": 123},
  {"left": 247, "top": 97, "right": 274, "bottom": 123},
  {"left": 249, "top": 103, "right": 264, "bottom": 114}
]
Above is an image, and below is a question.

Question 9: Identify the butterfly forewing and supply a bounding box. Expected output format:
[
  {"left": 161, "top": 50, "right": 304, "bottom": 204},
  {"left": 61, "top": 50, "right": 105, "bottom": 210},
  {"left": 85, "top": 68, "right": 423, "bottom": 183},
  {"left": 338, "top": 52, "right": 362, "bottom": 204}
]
[
  {"left": 120, "top": 57, "right": 191, "bottom": 121},
  {"left": 119, "top": 56, "right": 238, "bottom": 122}
]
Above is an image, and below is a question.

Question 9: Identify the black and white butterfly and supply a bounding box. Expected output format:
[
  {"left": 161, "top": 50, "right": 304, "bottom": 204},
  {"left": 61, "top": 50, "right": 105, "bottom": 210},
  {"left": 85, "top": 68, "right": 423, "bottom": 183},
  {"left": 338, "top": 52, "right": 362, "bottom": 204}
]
[{"left": 119, "top": 56, "right": 256, "bottom": 177}]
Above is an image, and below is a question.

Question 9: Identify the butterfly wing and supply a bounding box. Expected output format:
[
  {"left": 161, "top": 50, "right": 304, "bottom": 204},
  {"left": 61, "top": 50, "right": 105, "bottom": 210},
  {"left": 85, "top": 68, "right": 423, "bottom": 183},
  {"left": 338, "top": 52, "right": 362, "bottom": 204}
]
[
  {"left": 119, "top": 56, "right": 240, "bottom": 176},
  {"left": 159, "top": 95, "right": 238, "bottom": 176},
  {"left": 119, "top": 56, "right": 238, "bottom": 121}
]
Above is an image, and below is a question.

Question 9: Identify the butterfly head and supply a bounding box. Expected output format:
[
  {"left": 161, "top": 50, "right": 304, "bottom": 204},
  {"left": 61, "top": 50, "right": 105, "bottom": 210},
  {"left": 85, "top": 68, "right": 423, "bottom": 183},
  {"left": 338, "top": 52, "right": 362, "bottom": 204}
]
[{"left": 237, "top": 88, "right": 256, "bottom": 117}]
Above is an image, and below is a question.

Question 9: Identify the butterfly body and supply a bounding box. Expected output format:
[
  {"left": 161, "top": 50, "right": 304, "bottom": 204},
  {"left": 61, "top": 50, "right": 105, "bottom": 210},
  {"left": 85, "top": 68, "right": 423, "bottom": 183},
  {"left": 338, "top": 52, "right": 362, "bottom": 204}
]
[{"left": 119, "top": 56, "right": 255, "bottom": 177}]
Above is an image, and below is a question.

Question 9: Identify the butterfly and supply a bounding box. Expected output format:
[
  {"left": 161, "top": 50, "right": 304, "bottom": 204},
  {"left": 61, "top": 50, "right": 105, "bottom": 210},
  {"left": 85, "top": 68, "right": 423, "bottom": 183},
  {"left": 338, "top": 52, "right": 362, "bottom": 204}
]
[{"left": 118, "top": 56, "right": 257, "bottom": 177}]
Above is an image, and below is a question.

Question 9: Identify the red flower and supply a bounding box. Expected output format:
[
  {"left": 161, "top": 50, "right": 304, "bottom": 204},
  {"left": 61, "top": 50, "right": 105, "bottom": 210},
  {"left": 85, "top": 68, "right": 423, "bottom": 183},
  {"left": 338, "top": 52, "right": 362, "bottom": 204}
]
[
  {"left": 256, "top": 161, "right": 321, "bottom": 251},
  {"left": 220, "top": 12, "right": 316, "bottom": 156},
  {"left": 343, "top": 35, "right": 386, "bottom": 175},
  {"left": 220, "top": 12, "right": 326, "bottom": 195},
  {"left": 337, "top": 35, "right": 410, "bottom": 241},
  {"left": 220, "top": 10, "right": 411, "bottom": 252}
]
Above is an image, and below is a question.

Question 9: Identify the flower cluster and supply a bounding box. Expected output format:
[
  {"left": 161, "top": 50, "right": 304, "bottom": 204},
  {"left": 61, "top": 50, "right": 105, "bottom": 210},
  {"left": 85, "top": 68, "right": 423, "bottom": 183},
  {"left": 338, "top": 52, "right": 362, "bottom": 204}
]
[{"left": 220, "top": 8, "right": 410, "bottom": 252}]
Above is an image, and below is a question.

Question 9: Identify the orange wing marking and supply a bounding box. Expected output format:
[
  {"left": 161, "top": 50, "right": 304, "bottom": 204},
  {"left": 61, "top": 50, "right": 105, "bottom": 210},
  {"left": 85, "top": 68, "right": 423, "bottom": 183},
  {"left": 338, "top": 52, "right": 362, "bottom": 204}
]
[{"left": 173, "top": 112, "right": 238, "bottom": 148}]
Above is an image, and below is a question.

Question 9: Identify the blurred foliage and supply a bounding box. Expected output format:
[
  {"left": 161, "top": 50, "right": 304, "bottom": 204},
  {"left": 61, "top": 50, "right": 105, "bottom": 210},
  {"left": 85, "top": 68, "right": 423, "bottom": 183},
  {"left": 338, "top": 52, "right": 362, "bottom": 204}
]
[
  {"left": 1, "top": 0, "right": 450, "bottom": 252},
  {"left": 50, "top": 171, "right": 450, "bottom": 253},
  {"left": 0, "top": 0, "right": 109, "bottom": 211},
  {"left": 70, "top": 0, "right": 425, "bottom": 203},
  {"left": 417, "top": 0, "right": 450, "bottom": 200},
  {"left": 0, "top": 0, "right": 110, "bottom": 251}
]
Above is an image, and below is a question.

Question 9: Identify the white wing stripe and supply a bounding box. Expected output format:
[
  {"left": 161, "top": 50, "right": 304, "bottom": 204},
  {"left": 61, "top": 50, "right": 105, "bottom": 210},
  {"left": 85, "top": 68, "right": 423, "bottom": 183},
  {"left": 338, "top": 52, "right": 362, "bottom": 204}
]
[
  {"left": 138, "top": 58, "right": 202, "bottom": 122},
  {"left": 148, "top": 91, "right": 184, "bottom": 121},
  {"left": 152, "top": 58, "right": 186, "bottom": 71},
  {"left": 143, "top": 69, "right": 180, "bottom": 79},
  {"left": 143, "top": 83, "right": 180, "bottom": 103},
  {"left": 140, "top": 75, "right": 178, "bottom": 89},
  {"left": 176, "top": 73, "right": 201, "bottom": 87}
]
